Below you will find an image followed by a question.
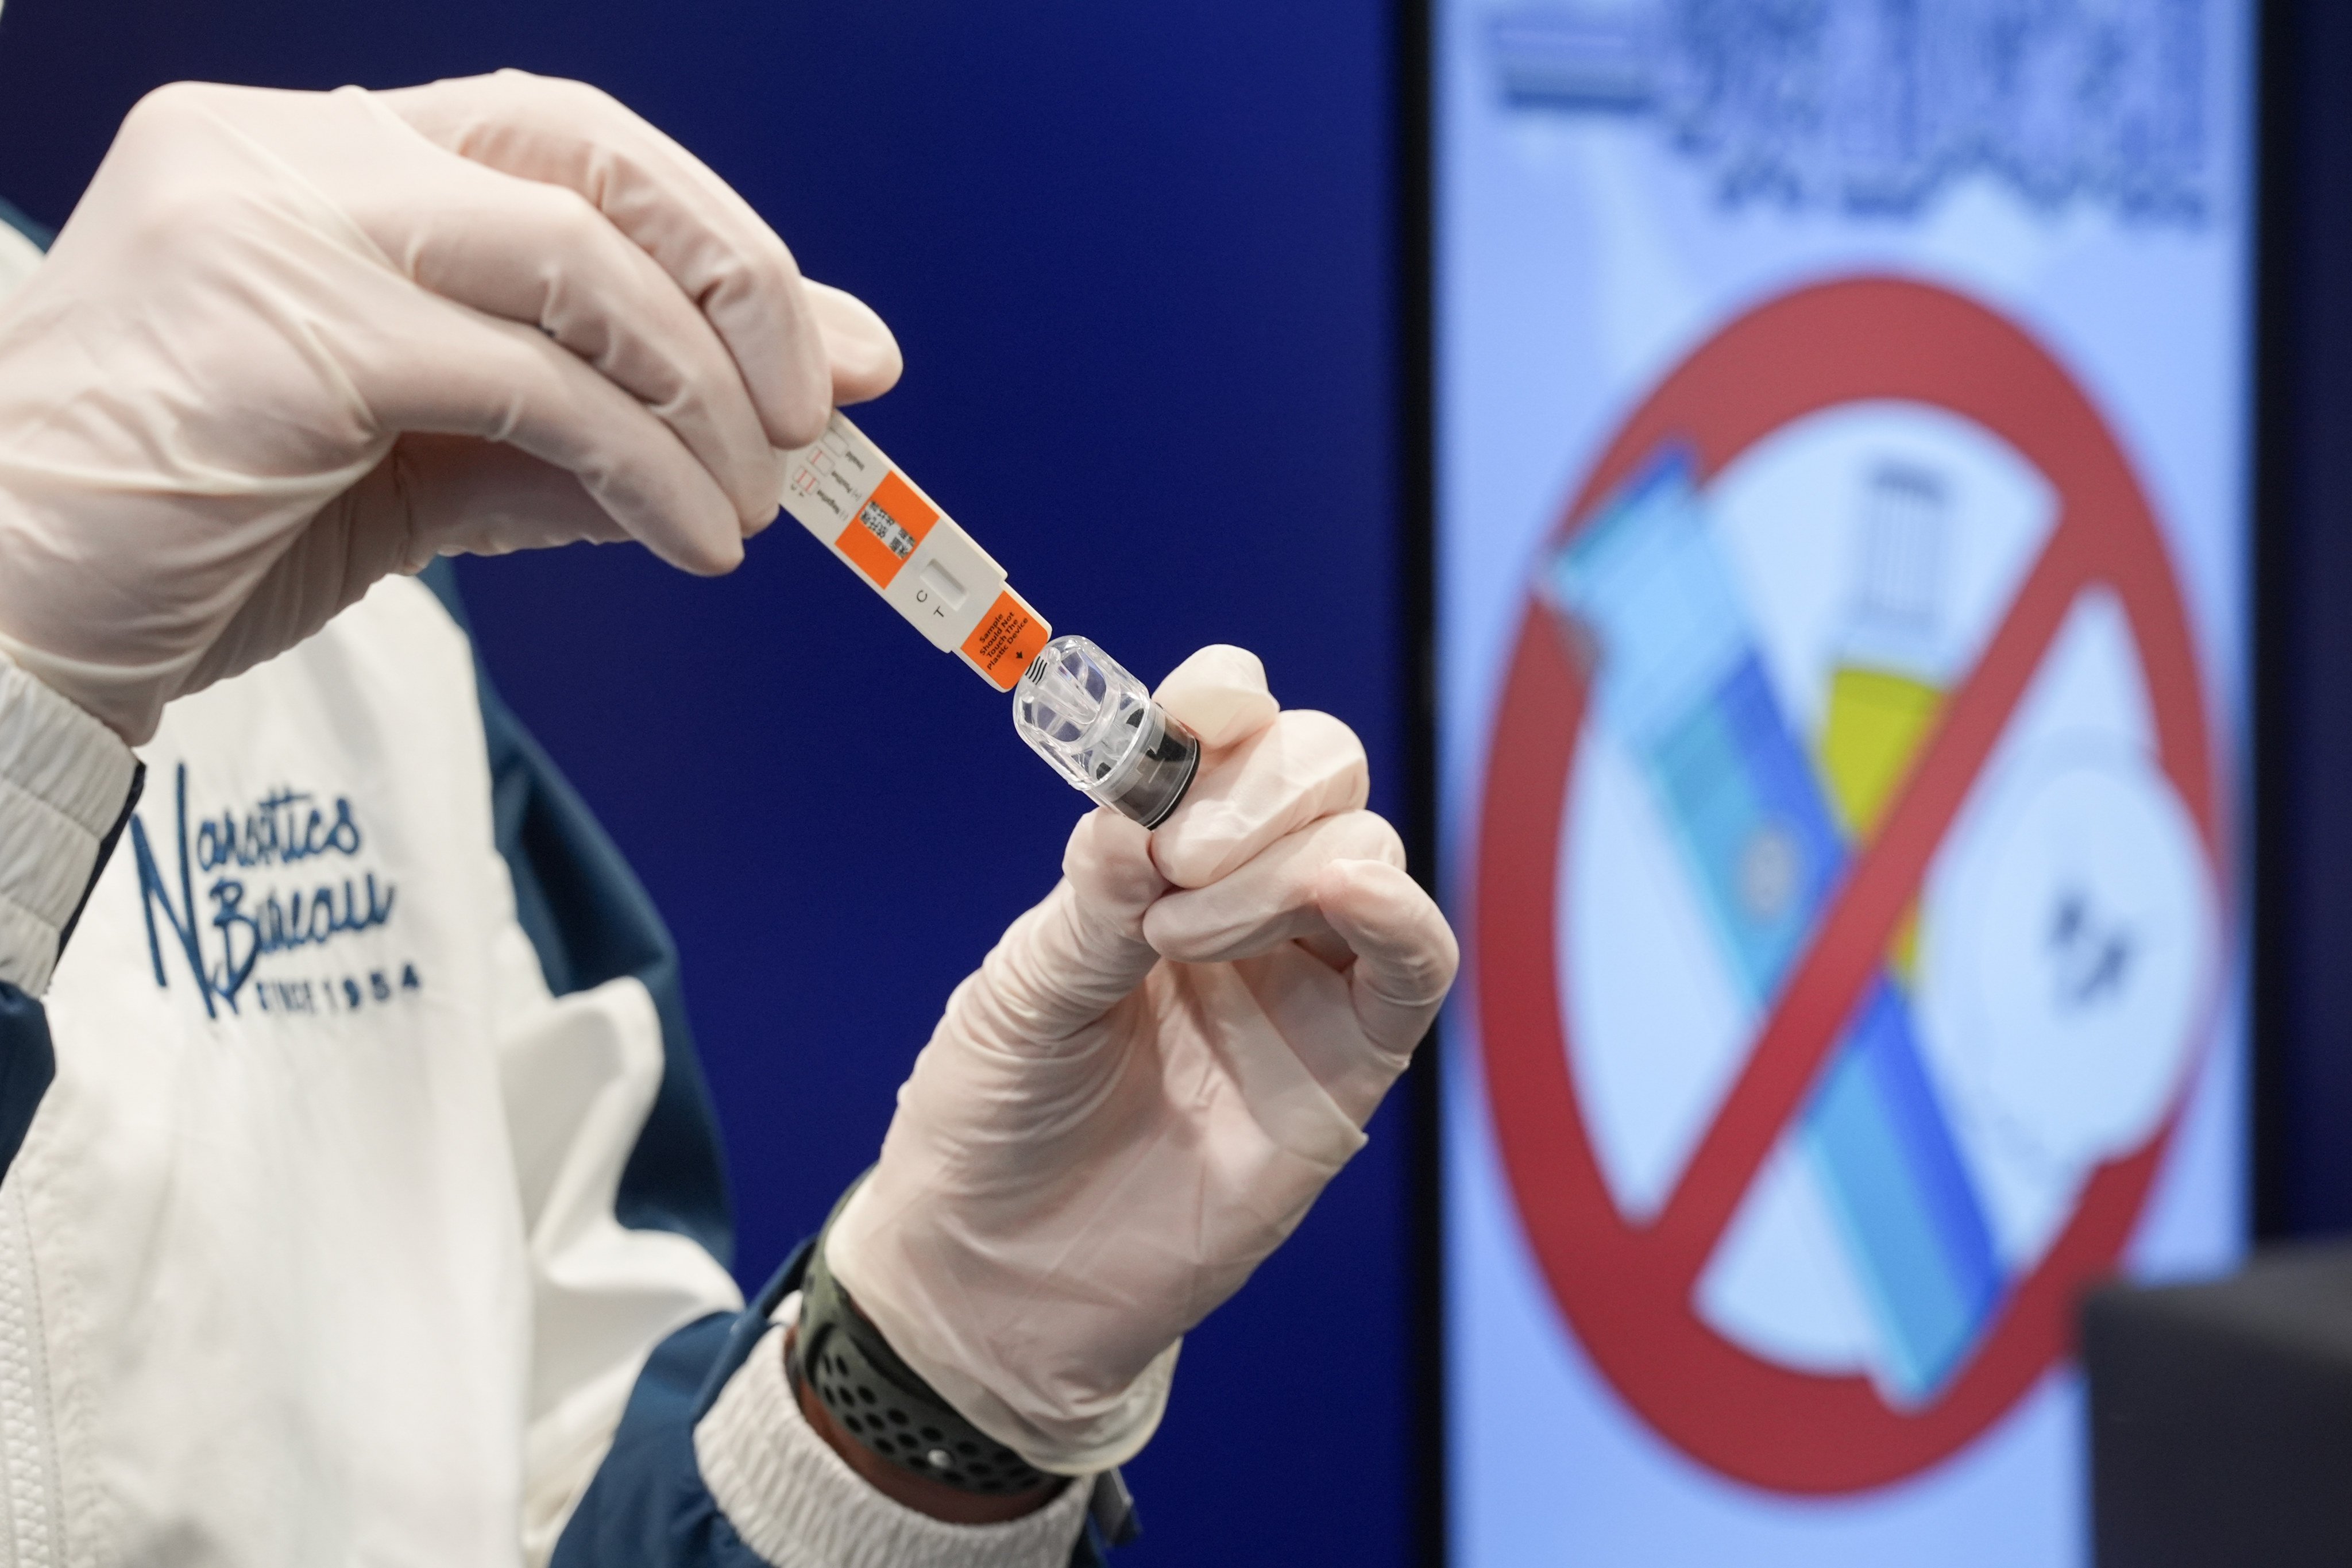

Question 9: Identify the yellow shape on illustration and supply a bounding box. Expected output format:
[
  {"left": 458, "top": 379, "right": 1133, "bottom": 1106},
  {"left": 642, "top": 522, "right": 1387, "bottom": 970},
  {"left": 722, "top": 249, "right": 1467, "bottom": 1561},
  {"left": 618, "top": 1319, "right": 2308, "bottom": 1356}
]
[
  {"left": 1820, "top": 665, "right": 1945, "bottom": 839},
  {"left": 1820, "top": 664, "right": 1944, "bottom": 986}
]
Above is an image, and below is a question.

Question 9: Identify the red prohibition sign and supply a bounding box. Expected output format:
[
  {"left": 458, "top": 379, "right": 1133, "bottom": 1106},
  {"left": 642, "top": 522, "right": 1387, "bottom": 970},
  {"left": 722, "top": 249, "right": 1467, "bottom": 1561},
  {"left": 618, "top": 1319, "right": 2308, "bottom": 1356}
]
[{"left": 1474, "top": 276, "right": 2224, "bottom": 1493}]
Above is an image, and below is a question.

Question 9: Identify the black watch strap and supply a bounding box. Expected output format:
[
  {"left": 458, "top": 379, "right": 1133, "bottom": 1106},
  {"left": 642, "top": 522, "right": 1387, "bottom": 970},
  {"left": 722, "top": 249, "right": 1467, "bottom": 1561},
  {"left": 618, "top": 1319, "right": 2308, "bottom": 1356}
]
[{"left": 791, "top": 1230, "right": 1057, "bottom": 1497}]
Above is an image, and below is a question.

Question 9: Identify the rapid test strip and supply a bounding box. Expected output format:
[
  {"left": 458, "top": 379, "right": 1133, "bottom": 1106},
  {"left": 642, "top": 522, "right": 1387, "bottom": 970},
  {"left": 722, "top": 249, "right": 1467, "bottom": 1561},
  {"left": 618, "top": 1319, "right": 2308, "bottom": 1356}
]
[{"left": 776, "top": 411, "right": 1052, "bottom": 691}]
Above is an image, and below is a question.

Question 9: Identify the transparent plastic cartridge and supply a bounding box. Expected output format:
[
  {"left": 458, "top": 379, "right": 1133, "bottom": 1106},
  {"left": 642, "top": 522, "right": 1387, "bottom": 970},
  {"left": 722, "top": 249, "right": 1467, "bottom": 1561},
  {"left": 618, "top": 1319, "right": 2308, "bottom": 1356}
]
[
  {"left": 777, "top": 412, "right": 1199, "bottom": 827},
  {"left": 1013, "top": 636, "right": 1199, "bottom": 828}
]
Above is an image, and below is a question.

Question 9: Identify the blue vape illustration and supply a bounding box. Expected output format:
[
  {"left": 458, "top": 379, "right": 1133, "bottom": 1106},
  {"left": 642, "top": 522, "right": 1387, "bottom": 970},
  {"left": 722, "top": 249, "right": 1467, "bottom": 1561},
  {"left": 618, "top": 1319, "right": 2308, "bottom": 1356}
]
[{"left": 1542, "top": 447, "right": 2000, "bottom": 1401}]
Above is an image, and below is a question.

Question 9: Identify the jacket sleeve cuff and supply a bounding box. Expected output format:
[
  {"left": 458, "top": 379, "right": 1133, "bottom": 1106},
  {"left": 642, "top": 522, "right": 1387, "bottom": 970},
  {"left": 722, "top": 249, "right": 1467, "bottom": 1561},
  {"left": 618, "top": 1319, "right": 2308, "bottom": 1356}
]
[
  {"left": 692, "top": 1310, "right": 1092, "bottom": 1568},
  {"left": 0, "top": 652, "right": 138, "bottom": 995}
]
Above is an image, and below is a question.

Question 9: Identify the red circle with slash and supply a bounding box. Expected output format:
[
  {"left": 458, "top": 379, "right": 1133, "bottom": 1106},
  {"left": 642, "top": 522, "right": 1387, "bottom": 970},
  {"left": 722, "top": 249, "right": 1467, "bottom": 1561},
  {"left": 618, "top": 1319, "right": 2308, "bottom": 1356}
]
[{"left": 1474, "top": 276, "right": 2226, "bottom": 1492}]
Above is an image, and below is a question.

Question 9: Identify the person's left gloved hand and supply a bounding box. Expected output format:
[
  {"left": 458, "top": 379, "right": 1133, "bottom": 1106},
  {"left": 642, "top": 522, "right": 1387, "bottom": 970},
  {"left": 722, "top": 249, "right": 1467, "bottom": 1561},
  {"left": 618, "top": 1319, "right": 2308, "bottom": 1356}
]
[
  {"left": 825, "top": 646, "right": 1458, "bottom": 1473},
  {"left": 0, "top": 71, "right": 898, "bottom": 744}
]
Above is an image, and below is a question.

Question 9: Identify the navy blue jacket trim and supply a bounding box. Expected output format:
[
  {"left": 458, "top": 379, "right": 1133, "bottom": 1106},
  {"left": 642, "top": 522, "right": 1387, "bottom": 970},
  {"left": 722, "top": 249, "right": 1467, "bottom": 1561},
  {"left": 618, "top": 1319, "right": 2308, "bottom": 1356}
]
[
  {"left": 0, "top": 987, "right": 54, "bottom": 1192},
  {"left": 0, "top": 198, "right": 61, "bottom": 1188},
  {"left": 550, "top": 1240, "right": 811, "bottom": 1568},
  {"left": 0, "top": 195, "right": 54, "bottom": 251},
  {"left": 549, "top": 1309, "right": 771, "bottom": 1568},
  {"left": 419, "top": 560, "right": 733, "bottom": 1266},
  {"left": 0, "top": 761, "right": 144, "bottom": 1186},
  {"left": 57, "top": 761, "right": 142, "bottom": 955}
]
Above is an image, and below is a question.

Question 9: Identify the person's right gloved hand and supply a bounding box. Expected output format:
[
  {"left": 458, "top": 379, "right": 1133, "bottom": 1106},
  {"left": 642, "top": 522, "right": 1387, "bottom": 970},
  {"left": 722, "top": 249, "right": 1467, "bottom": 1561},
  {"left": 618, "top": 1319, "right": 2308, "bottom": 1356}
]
[
  {"left": 826, "top": 647, "right": 1458, "bottom": 1475},
  {"left": 0, "top": 71, "right": 900, "bottom": 744}
]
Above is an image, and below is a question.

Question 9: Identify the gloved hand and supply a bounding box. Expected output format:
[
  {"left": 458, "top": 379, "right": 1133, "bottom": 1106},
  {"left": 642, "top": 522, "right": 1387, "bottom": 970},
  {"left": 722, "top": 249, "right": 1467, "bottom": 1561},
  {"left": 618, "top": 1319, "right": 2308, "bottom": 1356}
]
[
  {"left": 0, "top": 71, "right": 899, "bottom": 743},
  {"left": 826, "top": 646, "right": 1459, "bottom": 1473}
]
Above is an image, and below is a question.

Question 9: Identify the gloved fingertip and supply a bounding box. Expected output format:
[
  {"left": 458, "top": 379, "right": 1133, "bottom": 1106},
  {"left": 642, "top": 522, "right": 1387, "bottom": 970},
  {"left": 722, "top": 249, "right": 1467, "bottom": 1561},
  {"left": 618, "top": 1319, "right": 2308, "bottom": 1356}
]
[
  {"left": 1307, "top": 857, "right": 1373, "bottom": 916},
  {"left": 1315, "top": 859, "right": 1461, "bottom": 997},
  {"left": 761, "top": 392, "right": 833, "bottom": 454},
  {"left": 831, "top": 353, "right": 903, "bottom": 408},
  {"left": 1315, "top": 855, "right": 1416, "bottom": 909},
  {"left": 730, "top": 453, "right": 789, "bottom": 529},
  {"left": 1064, "top": 807, "right": 1166, "bottom": 909},
  {"left": 685, "top": 534, "right": 747, "bottom": 576},
  {"left": 809, "top": 282, "right": 904, "bottom": 406},
  {"left": 1145, "top": 820, "right": 1237, "bottom": 891},
  {"left": 754, "top": 317, "right": 836, "bottom": 450},
  {"left": 1153, "top": 646, "right": 1278, "bottom": 749},
  {"left": 649, "top": 513, "right": 746, "bottom": 577}
]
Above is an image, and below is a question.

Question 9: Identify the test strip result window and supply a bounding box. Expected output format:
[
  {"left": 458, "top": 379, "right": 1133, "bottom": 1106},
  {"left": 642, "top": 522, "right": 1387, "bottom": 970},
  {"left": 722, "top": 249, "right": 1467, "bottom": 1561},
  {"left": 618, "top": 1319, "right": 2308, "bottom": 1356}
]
[
  {"left": 781, "top": 414, "right": 1050, "bottom": 691},
  {"left": 1435, "top": 5, "right": 2253, "bottom": 1564}
]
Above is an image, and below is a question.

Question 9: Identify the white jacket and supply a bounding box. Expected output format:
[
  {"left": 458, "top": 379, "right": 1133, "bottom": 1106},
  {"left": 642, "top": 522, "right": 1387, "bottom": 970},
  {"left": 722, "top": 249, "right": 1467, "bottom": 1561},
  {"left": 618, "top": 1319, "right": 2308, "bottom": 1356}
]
[{"left": 0, "top": 561, "right": 1096, "bottom": 1567}]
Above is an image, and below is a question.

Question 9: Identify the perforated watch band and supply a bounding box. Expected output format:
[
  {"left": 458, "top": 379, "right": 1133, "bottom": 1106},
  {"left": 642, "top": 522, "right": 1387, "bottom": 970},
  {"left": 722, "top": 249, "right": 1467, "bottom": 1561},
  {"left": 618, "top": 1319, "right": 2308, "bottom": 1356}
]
[{"left": 790, "top": 1237, "right": 1057, "bottom": 1497}]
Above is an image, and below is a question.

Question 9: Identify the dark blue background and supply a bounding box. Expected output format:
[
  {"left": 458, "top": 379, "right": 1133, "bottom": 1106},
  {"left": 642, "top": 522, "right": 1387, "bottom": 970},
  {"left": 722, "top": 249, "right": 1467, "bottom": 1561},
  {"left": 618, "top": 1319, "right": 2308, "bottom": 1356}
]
[{"left": 0, "top": 2, "right": 1422, "bottom": 1562}]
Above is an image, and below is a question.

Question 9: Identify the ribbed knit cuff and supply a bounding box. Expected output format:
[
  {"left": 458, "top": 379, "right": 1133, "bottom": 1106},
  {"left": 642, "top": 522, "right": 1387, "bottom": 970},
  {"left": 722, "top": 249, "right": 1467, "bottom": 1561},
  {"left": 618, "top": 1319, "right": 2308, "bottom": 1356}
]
[
  {"left": 0, "top": 652, "right": 138, "bottom": 994},
  {"left": 693, "top": 1314, "right": 1093, "bottom": 1568}
]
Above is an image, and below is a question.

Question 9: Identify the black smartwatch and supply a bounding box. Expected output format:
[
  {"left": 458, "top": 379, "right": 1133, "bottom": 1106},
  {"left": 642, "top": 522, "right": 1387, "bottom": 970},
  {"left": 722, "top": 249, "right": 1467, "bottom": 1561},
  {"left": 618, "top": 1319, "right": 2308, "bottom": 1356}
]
[
  {"left": 789, "top": 1234, "right": 1057, "bottom": 1497},
  {"left": 789, "top": 1191, "right": 1144, "bottom": 1551}
]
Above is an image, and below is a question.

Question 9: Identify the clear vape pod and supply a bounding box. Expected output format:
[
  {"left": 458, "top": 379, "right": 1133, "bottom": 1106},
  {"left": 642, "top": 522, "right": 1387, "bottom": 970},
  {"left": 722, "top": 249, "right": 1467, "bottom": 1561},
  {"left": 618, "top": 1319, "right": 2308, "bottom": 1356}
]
[{"left": 1013, "top": 636, "right": 1199, "bottom": 827}]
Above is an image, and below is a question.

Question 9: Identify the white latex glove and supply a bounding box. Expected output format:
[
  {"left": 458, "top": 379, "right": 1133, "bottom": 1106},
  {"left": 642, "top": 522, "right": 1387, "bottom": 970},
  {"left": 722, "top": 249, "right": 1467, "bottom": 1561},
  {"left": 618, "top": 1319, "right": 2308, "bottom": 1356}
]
[
  {"left": 827, "top": 646, "right": 1459, "bottom": 1473},
  {"left": 0, "top": 71, "right": 900, "bottom": 743}
]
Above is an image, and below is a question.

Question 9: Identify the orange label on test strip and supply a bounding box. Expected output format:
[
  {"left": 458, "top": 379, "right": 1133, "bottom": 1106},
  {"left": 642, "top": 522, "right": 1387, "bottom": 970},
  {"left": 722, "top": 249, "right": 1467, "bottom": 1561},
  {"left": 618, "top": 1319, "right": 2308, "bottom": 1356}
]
[
  {"left": 833, "top": 470, "right": 939, "bottom": 588},
  {"left": 962, "top": 591, "right": 1052, "bottom": 690}
]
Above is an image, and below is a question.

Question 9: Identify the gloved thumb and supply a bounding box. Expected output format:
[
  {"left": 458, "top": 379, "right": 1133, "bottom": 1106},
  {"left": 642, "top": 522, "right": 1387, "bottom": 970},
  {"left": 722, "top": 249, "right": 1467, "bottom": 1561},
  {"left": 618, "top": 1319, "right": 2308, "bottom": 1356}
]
[{"left": 949, "top": 809, "right": 1165, "bottom": 1049}]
